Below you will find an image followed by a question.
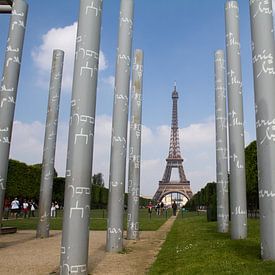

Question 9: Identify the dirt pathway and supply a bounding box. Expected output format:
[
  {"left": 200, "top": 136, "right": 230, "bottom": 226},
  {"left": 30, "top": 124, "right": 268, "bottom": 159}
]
[
  {"left": 92, "top": 215, "right": 176, "bottom": 275},
  {"left": 0, "top": 216, "right": 176, "bottom": 275}
]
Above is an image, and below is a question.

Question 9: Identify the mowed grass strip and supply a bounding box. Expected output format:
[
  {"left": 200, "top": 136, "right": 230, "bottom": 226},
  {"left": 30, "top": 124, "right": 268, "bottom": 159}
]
[
  {"left": 2, "top": 208, "right": 172, "bottom": 231},
  {"left": 150, "top": 213, "right": 275, "bottom": 275}
]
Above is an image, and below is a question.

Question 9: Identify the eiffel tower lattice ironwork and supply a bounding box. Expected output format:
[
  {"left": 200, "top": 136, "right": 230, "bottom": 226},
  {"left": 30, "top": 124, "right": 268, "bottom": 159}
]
[{"left": 153, "top": 85, "right": 193, "bottom": 202}]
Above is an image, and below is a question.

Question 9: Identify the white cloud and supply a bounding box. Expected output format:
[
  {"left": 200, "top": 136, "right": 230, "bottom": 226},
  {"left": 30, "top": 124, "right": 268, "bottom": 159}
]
[
  {"left": 32, "top": 22, "right": 108, "bottom": 91},
  {"left": 10, "top": 121, "right": 45, "bottom": 163},
  {"left": 10, "top": 120, "right": 69, "bottom": 175},
  {"left": 102, "top": 76, "right": 115, "bottom": 89},
  {"left": 9, "top": 116, "right": 217, "bottom": 197}
]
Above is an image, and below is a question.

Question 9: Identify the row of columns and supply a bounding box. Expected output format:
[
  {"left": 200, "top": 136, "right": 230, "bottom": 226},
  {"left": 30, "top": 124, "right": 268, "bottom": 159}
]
[
  {"left": 0, "top": 0, "right": 144, "bottom": 273},
  {"left": 215, "top": 0, "right": 275, "bottom": 260},
  {"left": 3, "top": 0, "right": 274, "bottom": 272}
]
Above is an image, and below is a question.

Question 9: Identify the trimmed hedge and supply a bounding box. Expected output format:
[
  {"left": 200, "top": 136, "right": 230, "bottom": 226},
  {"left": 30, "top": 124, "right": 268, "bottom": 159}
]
[{"left": 5, "top": 159, "right": 150, "bottom": 209}]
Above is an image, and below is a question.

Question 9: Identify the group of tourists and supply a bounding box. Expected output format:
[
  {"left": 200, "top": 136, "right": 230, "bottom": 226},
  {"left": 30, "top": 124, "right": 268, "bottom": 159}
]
[
  {"left": 50, "top": 201, "right": 59, "bottom": 218},
  {"left": 147, "top": 200, "right": 178, "bottom": 216},
  {"left": 4, "top": 197, "right": 37, "bottom": 219},
  {"left": 3, "top": 198, "right": 60, "bottom": 219}
]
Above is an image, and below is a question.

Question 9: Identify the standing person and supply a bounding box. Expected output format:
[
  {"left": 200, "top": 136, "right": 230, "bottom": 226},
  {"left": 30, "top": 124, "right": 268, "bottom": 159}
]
[
  {"left": 160, "top": 201, "right": 164, "bottom": 216},
  {"left": 22, "top": 199, "right": 29, "bottom": 218},
  {"left": 147, "top": 201, "right": 153, "bottom": 218},
  {"left": 50, "top": 202, "right": 56, "bottom": 218},
  {"left": 30, "top": 200, "right": 36, "bottom": 217},
  {"left": 3, "top": 198, "right": 10, "bottom": 219},
  {"left": 156, "top": 202, "right": 160, "bottom": 215},
  {"left": 54, "top": 201, "right": 59, "bottom": 217},
  {"left": 10, "top": 197, "right": 20, "bottom": 218},
  {"left": 172, "top": 201, "right": 177, "bottom": 216}
]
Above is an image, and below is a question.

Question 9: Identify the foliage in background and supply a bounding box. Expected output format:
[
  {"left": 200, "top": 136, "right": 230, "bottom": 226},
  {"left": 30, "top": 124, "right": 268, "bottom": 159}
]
[
  {"left": 6, "top": 160, "right": 42, "bottom": 200},
  {"left": 185, "top": 182, "right": 216, "bottom": 212},
  {"left": 52, "top": 177, "right": 65, "bottom": 203},
  {"left": 6, "top": 159, "right": 150, "bottom": 208},
  {"left": 185, "top": 140, "right": 259, "bottom": 214},
  {"left": 91, "top": 173, "right": 104, "bottom": 187},
  {"left": 245, "top": 141, "right": 258, "bottom": 210}
]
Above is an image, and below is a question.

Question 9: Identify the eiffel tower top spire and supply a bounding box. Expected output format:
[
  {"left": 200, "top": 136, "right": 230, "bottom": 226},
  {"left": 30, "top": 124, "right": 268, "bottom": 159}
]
[{"left": 168, "top": 84, "right": 182, "bottom": 160}]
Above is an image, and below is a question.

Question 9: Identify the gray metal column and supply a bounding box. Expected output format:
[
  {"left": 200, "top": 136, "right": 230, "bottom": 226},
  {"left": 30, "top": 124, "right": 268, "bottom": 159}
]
[
  {"left": 0, "top": 1, "right": 12, "bottom": 14},
  {"left": 0, "top": 0, "right": 28, "bottom": 227},
  {"left": 225, "top": 0, "right": 247, "bottom": 240},
  {"left": 249, "top": 0, "right": 275, "bottom": 260},
  {"left": 36, "top": 50, "right": 64, "bottom": 238},
  {"left": 106, "top": 0, "right": 134, "bottom": 252},
  {"left": 215, "top": 50, "right": 229, "bottom": 233},
  {"left": 0, "top": 5, "right": 12, "bottom": 13},
  {"left": 60, "top": 0, "right": 102, "bottom": 274},
  {"left": 127, "top": 49, "right": 144, "bottom": 240}
]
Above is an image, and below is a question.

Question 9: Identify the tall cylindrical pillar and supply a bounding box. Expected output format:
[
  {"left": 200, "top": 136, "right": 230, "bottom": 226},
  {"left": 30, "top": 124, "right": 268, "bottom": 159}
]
[
  {"left": 225, "top": 0, "right": 247, "bottom": 239},
  {"left": 0, "top": 0, "right": 28, "bottom": 227},
  {"left": 0, "top": 5, "right": 12, "bottom": 13},
  {"left": 249, "top": 0, "right": 275, "bottom": 260},
  {"left": 36, "top": 49, "right": 64, "bottom": 238},
  {"left": 215, "top": 50, "right": 229, "bottom": 233},
  {"left": 106, "top": 0, "right": 134, "bottom": 252},
  {"left": 127, "top": 49, "right": 144, "bottom": 240},
  {"left": 60, "top": 0, "right": 103, "bottom": 274}
]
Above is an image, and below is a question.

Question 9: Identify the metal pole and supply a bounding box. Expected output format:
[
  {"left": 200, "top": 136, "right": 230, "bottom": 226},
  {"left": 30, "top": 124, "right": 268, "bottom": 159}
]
[
  {"left": 127, "top": 49, "right": 144, "bottom": 240},
  {"left": 225, "top": 0, "right": 247, "bottom": 239},
  {"left": 0, "top": 5, "right": 12, "bottom": 13},
  {"left": 36, "top": 49, "right": 64, "bottom": 238},
  {"left": 0, "top": 0, "right": 28, "bottom": 228},
  {"left": 214, "top": 50, "right": 229, "bottom": 233},
  {"left": 249, "top": 0, "right": 275, "bottom": 260},
  {"left": 60, "top": 0, "right": 103, "bottom": 274},
  {"left": 106, "top": 0, "right": 134, "bottom": 252}
]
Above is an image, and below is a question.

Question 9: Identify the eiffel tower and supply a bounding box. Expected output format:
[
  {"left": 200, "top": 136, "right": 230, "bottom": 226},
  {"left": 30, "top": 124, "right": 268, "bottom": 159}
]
[{"left": 153, "top": 84, "right": 193, "bottom": 202}]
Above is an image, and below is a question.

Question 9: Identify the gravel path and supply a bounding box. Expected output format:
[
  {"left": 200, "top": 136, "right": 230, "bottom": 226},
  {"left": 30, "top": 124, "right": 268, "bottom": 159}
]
[{"left": 0, "top": 216, "right": 176, "bottom": 274}]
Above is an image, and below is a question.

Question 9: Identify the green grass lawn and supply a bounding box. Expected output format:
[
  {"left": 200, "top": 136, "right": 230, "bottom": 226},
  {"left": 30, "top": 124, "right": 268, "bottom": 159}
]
[
  {"left": 150, "top": 212, "right": 275, "bottom": 275},
  {"left": 2, "top": 208, "right": 171, "bottom": 231}
]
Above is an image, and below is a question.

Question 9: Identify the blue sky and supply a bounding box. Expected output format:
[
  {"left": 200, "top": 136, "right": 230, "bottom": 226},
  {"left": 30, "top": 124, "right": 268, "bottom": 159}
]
[{"left": 0, "top": 0, "right": 261, "bottom": 196}]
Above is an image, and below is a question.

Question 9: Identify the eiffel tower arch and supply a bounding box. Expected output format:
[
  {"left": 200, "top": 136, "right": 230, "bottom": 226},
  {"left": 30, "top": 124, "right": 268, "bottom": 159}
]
[{"left": 153, "top": 85, "right": 193, "bottom": 202}]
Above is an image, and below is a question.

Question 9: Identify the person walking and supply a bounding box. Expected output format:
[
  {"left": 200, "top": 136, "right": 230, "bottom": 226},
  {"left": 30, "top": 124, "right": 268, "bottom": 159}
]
[
  {"left": 51, "top": 202, "right": 56, "bottom": 218},
  {"left": 156, "top": 202, "right": 160, "bottom": 215},
  {"left": 147, "top": 201, "right": 153, "bottom": 218},
  {"left": 29, "top": 200, "right": 36, "bottom": 217},
  {"left": 22, "top": 199, "right": 29, "bottom": 218},
  {"left": 3, "top": 198, "right": 10, "bottom": 219},
  {"left": 54, "top": 201, "right": 59, "bottom": 217},
  {"left": 10, "top": 197, "right": 20, "bottom": 218},
  {"left": 172, "top": 201, "right": 177, "bottom": 216},
  {"left": 160, "top": 201, "right": 164, "bottom": 216}
]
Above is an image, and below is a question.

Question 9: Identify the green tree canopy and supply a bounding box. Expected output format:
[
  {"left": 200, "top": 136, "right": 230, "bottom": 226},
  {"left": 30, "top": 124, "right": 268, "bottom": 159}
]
[{"left": 245, "top": 140, "right": 258, "bottom": 209}]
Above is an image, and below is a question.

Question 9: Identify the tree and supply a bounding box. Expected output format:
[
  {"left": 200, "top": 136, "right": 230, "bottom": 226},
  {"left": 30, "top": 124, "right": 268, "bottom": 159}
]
[
  {"left": 53, "top": 177, "right": 65, "bottom": 204},
  {"left": 6, "top": 159, "right": 41, "bottom": 200},
  {"left": 92, "top": 173, "right": 104, "bottom": 187},
  {"left": 245, "top": 140, "right": 258, "bottom": 209},
  {"left": 185, "top": 182, "right": 217, "bottom": 211}
]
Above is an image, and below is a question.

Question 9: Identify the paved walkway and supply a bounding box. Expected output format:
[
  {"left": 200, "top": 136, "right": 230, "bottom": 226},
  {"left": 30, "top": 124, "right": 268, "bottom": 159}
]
[{"left": 0, "top": 216, "right": 177, "bottom": 274}]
